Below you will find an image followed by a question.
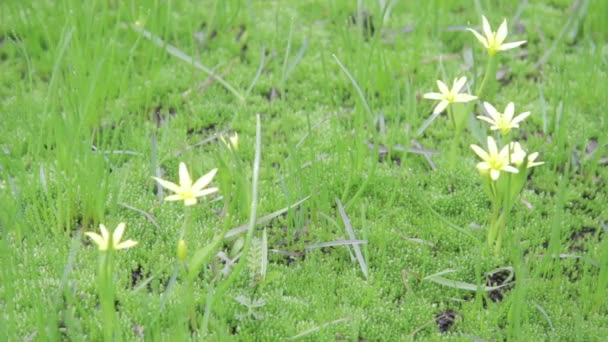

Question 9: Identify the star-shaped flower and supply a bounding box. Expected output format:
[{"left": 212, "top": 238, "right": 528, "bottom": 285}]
[
  {"left": 219, "top": 132, "right": 239, "bottom": 151},
  {"left": 477, "top": 102, "right": 530, "bottom": 135},
  {"left": 423, "top": 77, "right": 478, "bottom": 115},
  {"left": 467, "top": 16, "right": 526, "bottom": 56},
  {"left": 153, "top": 162, "right": 218, "bottom": 206},
  {"left": 471, "top": 136, "right": 519, "bottom": 180},
  {"left": 509, "top": 142, "right": 544, "bottom": 168},
  {"left": 86, "top": 223, "right": 138, "bottom": 251}
]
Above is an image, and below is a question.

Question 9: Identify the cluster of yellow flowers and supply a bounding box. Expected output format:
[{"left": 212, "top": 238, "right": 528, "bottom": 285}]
[
  {"left": 86, "top": 133, "right": 238, "bottom": 251},
  {"left": 423, "top": 15, "right": 543, "bottom": 181}
]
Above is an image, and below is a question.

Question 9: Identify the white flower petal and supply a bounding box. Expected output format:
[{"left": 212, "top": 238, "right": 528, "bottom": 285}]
[
  {"left": 194, "top": 187, "right": 219, "bottom": 198},
  {"left": 453, "top": 93, "right": 477, "bottom": 103},
  {"left": 477, "top": 162, "right": 491, "bottom": 170},
  {"left": 178, "top": 162, "right": 192, "bottom": 188},
  {"left": 496, "top": 19, "right": 508, "bottom": 45},
  {"left": 477, "top": 116, "right": 497, "bottom": 125},
  {"left": 436, "top": 80, "right": 449, "bottom": 95},
  {"left": 99, "top": 224, "right": 109, "bottom": 243},
  {"left": 85, "top": 232, "right": 107, "bottom": 250},
  {"left": 433, "top": 100, "right": 449, "bottom": 115},
  {"left": 152, "top": 177, "right": 181, "bottom": 193},
  {"left": 511, "top": 111, "right": 531, "bottom": 126},
  {"left": 164, "top": 194, "right": 184, "bottom": 202},
  {"left": 113, "top": 223, "right": 126, "bottom": 246},
  {"left": 116, "top": 239, "right": 138, "bottom": 250},
  {"left": 453, "top": 77, "right": 467, "bottom": 93},
  {"left": 467, "top": 28, "right": 489, "bottom": 48},
  {"left": 502, "top": 165, "right": 519, "bottom": 174},
  {"left": 192, "top": 168, "right": 218, "bottom": 192},
  {"left": 504, "top": 102, "right": 515, "bottom": 122},
  {"left": 487, "top": 136, "right": 498, "bottom": 156},
  {"left": 471, "top": 144, "right": 490, "bottom": 161},
  {"left": 184, "top": 198, "right": 197, "bottom": 206},
  {"left": 481, "top": 16, "right": 493, "bottom": 40},
  {"left": 498, "top": 40, "right": 526, "bottom": 51},
  {"left": 423, "top": 92, "right": 444, "bottom": 100},
  {"left": 483, "top": 102, "right": 500, "bottom": 121}
]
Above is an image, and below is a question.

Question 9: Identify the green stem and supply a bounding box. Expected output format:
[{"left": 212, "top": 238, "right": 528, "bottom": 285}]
[
  {"left": 476, "top": 55, "right": 498, "bottom": 101},
  {"left": 99, "top": 252, "right": 115, "bottom": 342},
  {"left": 447, "top": 106, "right": 461, "bottom": 173},
  {"left": 487, "top": 181, "right": 500, "bottom": 249}
]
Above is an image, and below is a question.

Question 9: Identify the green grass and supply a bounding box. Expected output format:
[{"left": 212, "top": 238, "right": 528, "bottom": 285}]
[{"left": 1, "top": 0, "right": 607, "bottom": 340}]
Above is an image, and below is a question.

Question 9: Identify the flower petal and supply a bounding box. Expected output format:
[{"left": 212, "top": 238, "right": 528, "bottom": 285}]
[
  {"left": 99, "top": 224, "right": 110, "bottom": 242},
  {"left": 502, "top": 165, "right": 519, "bottom": 174},
  {"left": 453, "top": 93, "right": 477, "bottom": 103},
  {"left": 116, "top": 239, "right": 138, "bottom": 250},
  {"left": 433, "top": 100, "right": 449, "bottom": 115},
  {"left": 85, "top": 232, "right": 107, "bottom": 250},
  {"left": 184, "top": 198, "right": 197, "bottom": 206},
  {"left": 471, "top": 144, "right": 490, "bottom": 161},
  {"left": 452, "top": 77, "right": 467, "bottom": 93},
  {"left": 164, "top": 194, "right": 184, "bottom": 202},
  {"left": 504, "top": 102, "right": 515, "bottom": 122},
  {"left": 498, "top": 40, "right": 526, "bottom": 51},
  {"left": 496, "top": 19, "right": 508, "bottom": 45},
  {"left": 511, "top": 111, "right": 531, "bottom": 126},
  {"left": 192, "top": 168, "right": 218, "bottom": 192},
  {"left": 178, "top": 162, "right": 192, "bottom": 188},
  {"left": 423, "top": 92, "right": 444, "bottom": 100},
  {"left": 152, "top": 177, "right": 181, "bottom": 193},
  {"left": 113, "top": 223, "right": 126, "bottom": 247},
  {"left": 481, "top": 16, "right": 493, "bottom": 40},
  {"left": 487, "top": 136, "right": 498, "bottom": 156},
  {"left": 483, "top": 102, "right": 500, "bottom": 121},
  {"left": 476, "top": 115, "right": 497, "bottom": 125},
  {"left": 467, "top": 28, "right": 489, "bottom": 48},
  {"left": 477, "top": 162, "right": 490, "bottom": 170},
  {"left": 194, "top": 187, "right": 219, "bottom": 198},
  {"left": 490, "top": 169, "right": 501, "bottom": 181},
  {"left": 436, "top": 80, "right": 449, "bottom": 95}
]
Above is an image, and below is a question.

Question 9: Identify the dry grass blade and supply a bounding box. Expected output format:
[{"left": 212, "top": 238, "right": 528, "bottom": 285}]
[
  {"left": 336, "top": 198, "right": 368, "bottom": 279},
  {"left": 306, "top": 239, "right": 368, "bottom": 251},
  {"left": 225, "top": 196, "right": 311, "bottom": 239},
  {"left": 126, "top": 23, "right": 244, "bottom": 101},
  {"left": 423, "top": 268, "right": 515, "bottom": 291},
  {"left": 289, "top": 317, "right": 351, "bottom": 340},
  {"left": 119, "top": 202, "right": 161, "bottom": 230}
]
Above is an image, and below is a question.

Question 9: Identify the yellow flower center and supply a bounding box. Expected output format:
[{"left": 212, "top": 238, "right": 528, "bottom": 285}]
[
  {"left": 178, "top": 187, "right": 196, "bottom": 200},
  {"left": 487, "top": 155, "right": 506, "bottom": 171},
  {"left": 487, "top": 33, "right": 499, "bottom": 56},
  {"left": 496, "top": 117, "right": 511, "bottom": 135},
  {"left": 445, "top": 91, "right": 456, "bottom": 103}
]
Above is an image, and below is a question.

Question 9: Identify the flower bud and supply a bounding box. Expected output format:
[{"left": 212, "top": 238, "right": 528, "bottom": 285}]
[{"left": 177, "top": 239, "right": 187, "bottom": 261}]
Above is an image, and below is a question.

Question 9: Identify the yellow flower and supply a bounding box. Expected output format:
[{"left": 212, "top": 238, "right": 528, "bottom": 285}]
[
  {"left": 86, "top": 223, "right": 137, "bottom": 251},
  {"left": 477, "top": 102, "right": 530, "bottom": 135},
  {"left": 509, "top": 142, "right": 544, "bottom": 168},
  {"left": 471, "top": 136, "right": 519, "bottom": 180},
  {"left": 423, "top": 77, "right": 478, "bottom": 115},
  {"left": 219, "top": 132, "right": 239, "bottom": 151},
  {"left": 467, "top": 15, "right": 526, "bottom": 56},
  {"left": 153, "top": 162, "right": 218, "bottom": 206}
]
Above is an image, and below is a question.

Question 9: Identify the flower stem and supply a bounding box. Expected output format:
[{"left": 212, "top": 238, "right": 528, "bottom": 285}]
[
  {"left": 476, "top": 55, "right": 498, "bottom": 101},
  {"left": 99, "top": 252, "right": 115, "bottom": 342}
]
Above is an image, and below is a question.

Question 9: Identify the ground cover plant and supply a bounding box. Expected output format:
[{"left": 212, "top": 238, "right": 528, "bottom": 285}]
[{"left": 0, "top": 0, "right": 607, "bottom": 340}]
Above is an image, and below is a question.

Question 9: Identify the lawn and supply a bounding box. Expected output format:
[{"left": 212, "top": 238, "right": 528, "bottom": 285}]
[{"left": 0, "top": 0, "right": 607, "bottom": 340}]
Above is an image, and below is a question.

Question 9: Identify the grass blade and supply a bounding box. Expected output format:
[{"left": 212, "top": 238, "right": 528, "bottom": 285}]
[
  {"left": 336, "top": 198, "right": 368, "bottom": 279},
  {"left": 127, "top": 23, "right": 244, "bottom": 101}
]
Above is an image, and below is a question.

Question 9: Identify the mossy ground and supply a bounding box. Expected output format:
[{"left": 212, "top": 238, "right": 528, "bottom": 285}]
[{"left": 0, "top": 0, "right": 606, "bottom": 340}]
